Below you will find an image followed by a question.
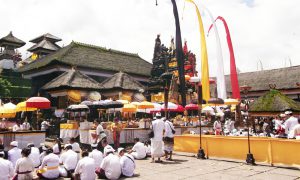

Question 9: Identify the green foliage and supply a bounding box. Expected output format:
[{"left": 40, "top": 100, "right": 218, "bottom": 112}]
[{"left": 0, "top": 77, "right": 12, "bottom": 97}]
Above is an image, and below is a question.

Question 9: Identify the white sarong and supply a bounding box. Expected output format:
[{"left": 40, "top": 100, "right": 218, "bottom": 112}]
[{"left": 151, "top": 140, "right": 164, "bottom": 158}]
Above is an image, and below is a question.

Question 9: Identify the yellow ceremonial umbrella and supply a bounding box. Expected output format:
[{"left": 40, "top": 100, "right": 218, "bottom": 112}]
[
  {"left": 122, "top": 104, "right": 137, "bottom": 113},
  {"left": 138, "top": 101, "right": 154, "bottom": 109},
  {"left": 0, "top": 103, "right": 17, "bottom": 118},
  {"left": 224, "top": 98, "right": 240, "bottom": 105},
  {"left": 16, "top": 101, "right": 37, "bottom": 112},
  {"left": 117, "top": 100, "right": 129, "bottom": 104}
]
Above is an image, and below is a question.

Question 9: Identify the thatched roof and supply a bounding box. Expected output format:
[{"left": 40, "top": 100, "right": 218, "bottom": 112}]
[
  {"left": 100, "top": 71, "right": 145, "bottom": 91},
  {"left": 18, "top": 41, "right": 152, "bottom": 77},
  {"left": 249, "top": 89, "right": 300, "bottom": 112},
  {"left": 225, "top": 65, "right": 300, "bottom": 92},
  {"left": 0, "top": 31, "right": 26, "bottom": 48},
  {"left": 30, "top": 33, "right": 62, "bottom": 43},
  {"left": 42, "top": 69, "right": 102, "bottom": 91},
  {"left": 27, "top": 39, "right": 61, "bottom": 52}
]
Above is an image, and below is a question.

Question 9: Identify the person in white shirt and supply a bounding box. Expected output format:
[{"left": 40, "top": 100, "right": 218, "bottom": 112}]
[
  {"left": 144, "top": 140, "right": 151, "bottom": 157},
  {"left": 75, "top": 151, "right": 96, "bottom": 180},
  {"left": 37, "top": 148, "right": 60, "bottom": 179},
  {"left": 224, "top": 118, "right": 235, "bottom": 133},
  {"left": 0, "top": 151, "right": 14, "bottom": 180},
  {"left": 95, "top": 121, "right": 107, "bottom": 144},
  {"left": 97, "top": 147, "right": 121, "bottom": 180},
  {"left": 53, "top": 138, "right": 63, "bottom": 155},
  {"left": 8, "top": 141, "right": 22, "bottom": 168},
  {"left": 89, "top": 143, "right": 103, "bottom": 169},
  {"left": 21, "top": 119, "right": 31, "bottom": 131},
  {"left": 60, "top": 144, "right": 78, "bottom": 178},
  {"left": 70, "top": 137, "right": 81, "bottom": 160},
  {"left": 283, "top": 111, "right": 299, "bottom": 138},
  {"left": 150, "top": 113, "right": 165, "bottom": 163},
  {"left": 102, "top": 139, "right": 115, "bottom": 157},
  {"left": 163, "top": 119, "right": 175, "bottom": 160},
  {"left": 213, "top": 118, "right": 222, "bottom": 135},
  {"left": 12, "top": 121, "right": 22, "bottom": 132},
  {"left": 129, "top": 137, "right": 146, "bottom": 159},
  {"left": 118, "top": 147, "right": 135, "bottom": 177},
  {"left": 39, "top": 145, "right": 48, "bottom": 163},
  {"left": 27, "top": 143, "right": 41, "bottom": 168},
  {"left": 14, "top": 148, "right": 34, "bottom": 180},
  {"left": 79, "top": 119, "right": 93, "bottom": 144},
  {"left": 292, "top": 118, "right": 300, "bottom": 139}
]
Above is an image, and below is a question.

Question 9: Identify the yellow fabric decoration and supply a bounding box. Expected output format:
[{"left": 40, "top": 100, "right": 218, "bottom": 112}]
[
  {"left": 186, "top": 0, "right": 210, "bottom": 101},
  {"left": 67, "top": 90, "right": 81, "bottom": 102},
  {"left": 31, "top": 53, "right": 38, "bottom": 60}
]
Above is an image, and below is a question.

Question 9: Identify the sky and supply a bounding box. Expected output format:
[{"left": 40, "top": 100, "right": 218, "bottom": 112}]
[{"left": 0, "top": 0, "right": 299, "bottom": 76}]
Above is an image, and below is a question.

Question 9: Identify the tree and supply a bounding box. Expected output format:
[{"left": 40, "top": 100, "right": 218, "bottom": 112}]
[{"left": 0, "top": 77, "right": 11, "bottom": 97}]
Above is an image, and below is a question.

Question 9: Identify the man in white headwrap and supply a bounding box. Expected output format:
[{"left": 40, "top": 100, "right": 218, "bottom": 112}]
[
  {"left": 283, "top": 111, "right": 298, "bottom": 138},
  {"left": 8, "top": 141, "right": 21, "bottom": 168},
  {"left": 150, "top": 113, "right": 165, "bottom": 163}
]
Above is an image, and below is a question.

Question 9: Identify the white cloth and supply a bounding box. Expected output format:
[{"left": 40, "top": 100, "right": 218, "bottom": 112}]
[
  {"left": 21, "top": 122, "right": 30, "bottom": 131},
  {"left": 213, "top": 121, "right": 222, "bottom": 130},
  {"left": 15, "top": 157, "right": 34, "bottom": 180},
  {"left": 96, "top": 124, "right": 107, "bottom": 142},
  {"left": 8, "top": 147, "right": 22, "bottom": 168},
  {"left": 120, "top": 153, "right": 135, "bottom": 177},
  {"left": 12, "top": 125, "right": 21, "bottom": 132},
  {"left": 284, "top": 116, "right": 298, "bottom": 136},
  {"left": 71, "top": 142, "right": 81, "bottom": 153},
  {"left": 39, "top": 152, "right": 46, "bottom": 163},
  {"left": 100, "top": 153, "right": 121, "bottom": 180},
  {"left": 292, "top": 124, "right": 300, "bottom": 138},
  {"left": 164, "top": 120, "right": 175, "bottom": 138},
  {"left": 150, "top": 140, "right": 164, "bottom": 158},
  {"left": 53, "top": 144, "right": 60, "bottom": 155},
  {"left": 0, "top": 158, "right": 14, "bottom": 180},
  {"left": 131, "top": 142, "right": 146, "bottom": 159},
  {"left": 273, "top": 119, "right": 282, "bottom": 130},
  {"left": 39, "top": 153, "right": 60, "bottom": 179},
  {"left": 151, "top": 118, "right": 165, "bottom": 141},
  {"left": 29, "top": 147, "right": 40, "bottom": 167},
  {"left": 103, "top": 144, "right": 115, "bottom": 157},
  {"left": 145, "top": 145, "right": 151, "bottom": 155},
  {"left": 89, "top": 149, "right": 103, "bottom": 169},
  {"left": 74, "top": 156, "right": 96, "bottom": 180},
  {"left": 79, "top": 121, "right": 93, "bottom": 144},
  {"left": 41, "top": 121, "right": 50, "bottom": 131},
  {"left": 60, "top": 150, "right": 78, "bottom": 170}
]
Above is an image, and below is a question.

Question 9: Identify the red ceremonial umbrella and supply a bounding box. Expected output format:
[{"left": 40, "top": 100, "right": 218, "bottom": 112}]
[
  {"left": 26, "top": 97, "right": 51, "bottom": 109},
  {"left": 173, "top": 105, "right": 185, "bottom": 112},
  {"left": 185, "top": 104, "right": 199, "bottom": 111}
]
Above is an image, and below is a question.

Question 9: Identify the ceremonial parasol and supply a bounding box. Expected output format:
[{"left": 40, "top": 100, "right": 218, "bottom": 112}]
[
  {"left": 224, "top": 98, "right": 240, "bottom": 105},
  {"left": 122, "top": 104, "right": 137, "bottom": 113},
  {"left": 185, "top": 104, "right": 199, "bottom": 111},
  {"left": 117, "top": 100, "right": 129, "bottom": 104},
  {"left": 26, "top": 97, "right": 50, "bottom": 109},
  {"left": 137, "top": 101, "right": 154, "bottom": 110},
  {"left": 146, "top": 103, "right": 162, "bottom": 114},
  {"left": 16, "top": 101, "right": 37, "bottom": 112},
  {"left": 80, "top": 100, "right": 93, "bottom": 106},
  {"left": 0, "top": 103, "right": 17, "bottom": 118},
  {"left": 67, "top": 104, "right": 89, "bottom": 112}
]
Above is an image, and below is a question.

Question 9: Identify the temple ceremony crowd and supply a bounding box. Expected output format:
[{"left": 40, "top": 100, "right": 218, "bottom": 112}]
[{"left": 0, "top": 112, "right": 175, "bottom": 180}]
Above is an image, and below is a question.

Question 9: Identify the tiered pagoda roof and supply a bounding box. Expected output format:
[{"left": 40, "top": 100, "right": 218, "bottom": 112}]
[{"left": 0, "top": 31, "right": 26, "bottom": 48}]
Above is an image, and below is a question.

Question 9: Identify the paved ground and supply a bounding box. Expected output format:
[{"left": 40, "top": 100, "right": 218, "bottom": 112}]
[{"left": 127, "top": 153, "right": 300, "bottom": 180}]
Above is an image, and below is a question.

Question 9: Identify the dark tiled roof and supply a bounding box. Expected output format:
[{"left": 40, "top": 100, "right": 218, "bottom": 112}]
[
  {"left": 27, "top": 39, "right": 61, "bottom": 52},
  {"left": 100, "top": 71, "right": 145, "bottom": 91},
  {"left": 30, "top": 33, "right": 62, "bottom": 43},
  {"left": 18, "top": 41, "right": 152, "bottom": 77},
  {"left": 0, "top": 31, "right": 26, "bottom": 47},
  {"left": 225, "top": 65, "right": 300, "bottom": 92},
  {"left": 42, "top": 69, "right": 102, "bottom": 90}
]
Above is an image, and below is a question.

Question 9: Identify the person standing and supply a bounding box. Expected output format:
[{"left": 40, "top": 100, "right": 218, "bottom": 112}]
[
  {"left": 163, "top": 118, "right": 175, "bottom": 161},
  {"left": 12, "top": 121, "right": 22, "bottom": 132},
  {"left": 213, "top": 118, "right": 222, "bottom": 135},
  {"left": 224, "top": 118, "right": 235, "bottom": 133},
  {"left": 97, "top": 147, "right": 121, "bottom": 180},
  {"left": 89, "top": 143, "right": 103, "bottom": 169},
  {"left": 14, "top": 148, "right": 35, "bottom": 180},
  {"left": 95, "top": 121, "right": 107, "bottom": 145},
  {"left": 74, "top": 151, "right": 96, "bottom": 180},
  {"left": 111, "top": 118, "right": 123, "bottom": 149},
  {"left": 292, "top": 118, "right": 300, "bottom": 139},
  {"left": 27, "top": 143, "right": 41, "bottom": 168},
  {"left": 21, "top": 119, "right": 31, "bottom": 131},
  {"left": 41, "top": 119, "right": 50, "bottom": 136},
  {"left": 284, "top": 111, "right": 298, "bottom": 138},
  {"left": 118, "top": 148, "right": 135, "bottom": 177},
  {"left": 60, "top": 144, "right": 78, "bottom": 178},
  {"left": 37, "top": 148, "right": 60, "bottom": 179},
  {"left": 8, "top": 141, "right": 22, "bottom": 168},
  {"left": 150, "top": 113, "right": 165, "bottom": 163},
  {"left": 0, "top": 151, "right": 14, "bottom": 180},
  {"left": 129, "top": 137, "right": 146, "bottom": 160}
]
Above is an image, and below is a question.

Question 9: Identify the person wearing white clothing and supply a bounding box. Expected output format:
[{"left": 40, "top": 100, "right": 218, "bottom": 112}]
[
  {"left": 292, "top": 118, "right": 300, "bottom": 139},
  {"left": 164, "top": 119, "right": 175, "bottom": 160},
  {"left": 0, "top": 151, "right": 14, "bottom": 180},
  {"left": 129, "top": 138, "right": 146, "bottom": 160},
  {"left": 213, "top": 119, "right": 222, "bottom": 135},
  {"left": 60, "top": 144, "right": 78, "bottom": 178},
  {"left": 70, "top": 137, "right": 81, "bottom": 160},
  {"left": 150, "top": 113, "right": 165, "bottom": 163},
  {"left": 118, "top": 148, "right": 135, "bottom": 177},
  {"left": 95, "top": 121, "right": 107, "bottom": 143},
  {"left": 21, "top": 120, "right": 31, "bottom": 131},
  {"left": 89, "top": 143, "right": 103, "bottom": 169},
  {"left": 98, "top": 148, "right": 121, "bottom": 180},
  {"left": 284, "top": 111, "right": 298, "bottom": 138},
  {"left": 53, "top": 138, "right": 63, "bottom": 155},
  {"left": 37, "top": 148, "right": 60, "bottom": 179},
  {"left": 102, "top": 139, "right": 115, "bottom": 157},
  {"left": 75, "top": 151, "right": 96, "bottom": 180},
  {"left": 8, "top": 141, "right": 22, "bottom": 168},
  {"left": 14, "top": 148, "right": 35, "bottom": 180},
  {"left": 27, "top": 143, "right": 41, "bottom": 168},
  {"left": 12, "top": 121, "right": 22, "bottom": 132}
]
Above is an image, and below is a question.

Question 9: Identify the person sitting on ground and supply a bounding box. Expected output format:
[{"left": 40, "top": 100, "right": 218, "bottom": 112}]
[
  {"left": 102, "top": 139, "right": 115, "bottom": 157},
  {"left": 39, "top": 145, "right": 48, "bottom": 163},
  {"left": 75, "top": 151, "right": 96, "bottom": 180},
  {"left": 8, "top": 141, "right": 21, "bottom": 168},
  {"left": 118, "top": 147, "right": 135, "bottom": 177},
  {"left": 97, "top": 146, "right": 121, "bottom": 180},
  {"left": 37, "top": 148, "right": 60, "bottom": 179},
  {"left": 60, "top": 144, "right": 78, "bottom": 178},
  {"left": 129, "top": 137, "right": 146, "bottom": 160},
  {"left": 70, "top": 137, "right": 81, "bottom": 160},
  {"left": 53, "top": 138, "right": 63, "bottom": 155},
  {"left": 89, "top": 143, "right": 103, "bottom": 170},
  {"left": 14, "top": 148, "right": 35, "bottom": 180},
  {"left": 27, "top": 142, "right": 41, "bottom": 168},
  {"left": 144, "top": 140, "right": 151, "bottom": 157},
  {"left": 0, "top": 144, "right": 8, "bottom": 160},
  {"left": 0, "top": 151, "right": 14, "bottom": 180}
]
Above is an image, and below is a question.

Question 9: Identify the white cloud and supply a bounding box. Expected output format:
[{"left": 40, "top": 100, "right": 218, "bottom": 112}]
[{"left": 0, "top": 0, "right": 299, "bottom": 76}]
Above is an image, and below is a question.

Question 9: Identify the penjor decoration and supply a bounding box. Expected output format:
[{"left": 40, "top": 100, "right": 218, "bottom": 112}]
[
  {"left": 208, "top": 16, "right": 241, "bottom": 99},
  {"left": 186, "top": 0, "right": 210, "bottom": 101}
]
